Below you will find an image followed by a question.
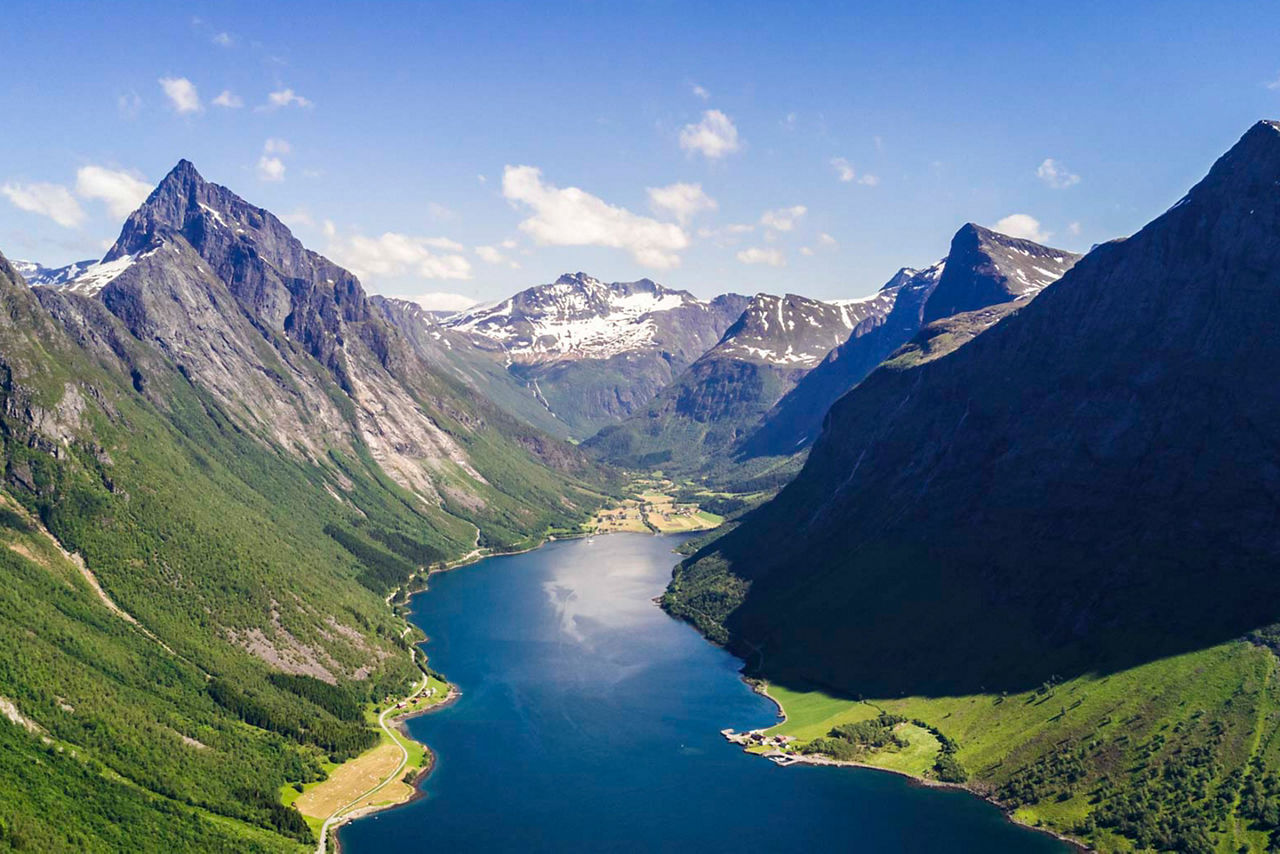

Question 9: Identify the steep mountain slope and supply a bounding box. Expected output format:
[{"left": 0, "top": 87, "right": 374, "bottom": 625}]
[
  {"left": 741, "top": 227, "right": 1078, "bottom": 459},
  {"left": 372, "top": 294, "right": 567, "bottom": 438},
  {"left": 668, "top": 121, "right": 1280, "bottom": 699},
  {"left": 70, "top": 160, "right": 601, "bottom": 547},
  {"left": 663, "top": 122, "right": 1280, "bottom": 854},
  {"left": 445, "top": 273, "right": 747, "bottom": 437},
  {"left": 0, "top": 164, "right": 607, "bottom": 849},
  {"left": 585, "top": 292, "right": 886, "bottom": 475}
]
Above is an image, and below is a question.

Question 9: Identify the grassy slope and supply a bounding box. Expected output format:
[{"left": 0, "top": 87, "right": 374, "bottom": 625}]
[
  {"left": 0, "top": 256, "right": 609, "bottom": 849},
  {"left": 761, "top": 638, "right": 1280, "bottom": 853}
]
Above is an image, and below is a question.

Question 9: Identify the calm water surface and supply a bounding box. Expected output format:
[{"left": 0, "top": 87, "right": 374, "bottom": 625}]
[{"left": 340, "top": 533, "right": 1064, "bottom": 853}]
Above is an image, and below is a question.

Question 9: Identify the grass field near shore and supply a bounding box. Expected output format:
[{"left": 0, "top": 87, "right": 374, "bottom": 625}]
[
  {"left": 752, "top": 638, "right": 1280, "bottom": 852},
  {"left": 285, "top": 672, "right": 451, "bottom": 834}
]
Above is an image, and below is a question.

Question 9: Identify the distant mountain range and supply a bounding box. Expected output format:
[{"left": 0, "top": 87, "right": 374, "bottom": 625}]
[
  {"left": 444, "top": 273, "right": 747, "bottom": 437},
  {"left": 586, "top": 224, "right": 1078, "bottom": 483}
]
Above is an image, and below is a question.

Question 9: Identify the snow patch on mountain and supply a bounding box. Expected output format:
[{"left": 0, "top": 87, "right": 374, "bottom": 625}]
[{"left": 447, "top": 273, "right": 704, "bottom": 361}]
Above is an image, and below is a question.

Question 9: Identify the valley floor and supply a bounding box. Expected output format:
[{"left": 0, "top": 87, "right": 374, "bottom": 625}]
[{"left": 591, "top": 478, "right": 724, "bottom": 535}]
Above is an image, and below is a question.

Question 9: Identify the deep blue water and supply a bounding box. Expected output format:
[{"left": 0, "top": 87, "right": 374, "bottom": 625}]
[{"left": 340, "top": 533, "right": 1064, "bottom": 853}]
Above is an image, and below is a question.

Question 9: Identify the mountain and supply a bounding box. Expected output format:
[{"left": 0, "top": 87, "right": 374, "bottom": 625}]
[
  {"left": 0, "top": 162, "right": 607, "bottom": 850},
  {"left": 666, "top": 120, "right": 1280, "bottom": 697},
  {"left": 372, "top": 294, "right": 567, "bottom": 437},
  {"left": 584, "top": 292, "right": 888, "bottom": 478},
  {"left": 740, "top": 226, "right": 1078, "bottom": 458},
  {"left": 444, "top": 273, "right": 748, "bottom": 437},
  {"left": 10, "top": 257, "right": 97, "bottom": 287}
]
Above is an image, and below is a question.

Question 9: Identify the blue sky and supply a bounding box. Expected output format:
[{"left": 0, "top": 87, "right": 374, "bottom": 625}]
[{"left": 3, "top": 1, "right": 1280, "bottom": 308}]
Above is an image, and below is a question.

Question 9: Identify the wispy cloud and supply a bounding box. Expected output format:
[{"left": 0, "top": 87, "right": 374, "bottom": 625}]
[
  {"left": 212, "top": 89, "right": 243, "bottom": 108},
  {"left": 474, "top": 245, "right": 520, "bottom": 268},
  {"left": 258, "top": 88, "right": 313, "bottom": 111},
  {"left": 679, "top": 109, "right": 741, "bottom": 159},
  {"left": 159, "top": 77, "right": 201, "bottom": 113},
  {"left": 212, "top": 31, "right": 234, "bottom": 47},
  {"left": 117, "top": 91, "right": 142, "bottom": 119},
  {"left": 691, "top": 83, "right": 710, "bottom": 100},
  {"left": 831, "top": 157, "right": 878, "bottom": 185},
  {"left": 1036, "top": 158, "right": 1080, "bottom": 189},
  {"left": 759, "top": 205, "right": 806, "bottom": 232},
  {"left": 400, "top": 292, "right": 478, "bottom": 312},
  {"left": 502, "top": 165, "right": 689, "bottom": 269},
  {"left": 1, "top": 182, "right": 85, "bottom": 228}
]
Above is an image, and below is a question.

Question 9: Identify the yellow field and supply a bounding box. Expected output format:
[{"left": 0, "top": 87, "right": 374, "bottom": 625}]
[
  {"left": 591, "top": 480, "right": 723, "bottom": 535},
  {"left": 293, "top": 741, "right": 404, "bottom": 820}
]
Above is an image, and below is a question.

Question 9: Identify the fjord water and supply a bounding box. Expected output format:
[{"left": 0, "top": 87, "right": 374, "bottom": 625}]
[{"left": 340, "top": 534, "right": 1063, "bottom": 852}]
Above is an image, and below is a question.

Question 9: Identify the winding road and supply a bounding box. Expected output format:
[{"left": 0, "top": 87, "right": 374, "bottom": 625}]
[{"left": 314, "top": 671, "right": 429, "bottom": 854}]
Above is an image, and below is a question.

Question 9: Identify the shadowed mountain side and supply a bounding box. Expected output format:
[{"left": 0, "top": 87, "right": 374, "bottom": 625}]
[{"left": 667, "top": 120, "right": 1280, "bottom": 697}]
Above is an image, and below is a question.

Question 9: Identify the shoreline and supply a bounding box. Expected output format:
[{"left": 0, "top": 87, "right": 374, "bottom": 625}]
[
  {"left": 732, "top": 681, "right": 1090, "bottom": 853},
  {"left": 324, "top": 685, "right": 461, "bottom": 853}
]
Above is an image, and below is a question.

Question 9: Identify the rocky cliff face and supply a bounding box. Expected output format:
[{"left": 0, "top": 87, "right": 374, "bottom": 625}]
[
  {"left": 33, "top": 161, "right": 602, "bottom": 534},
  {"left": 921, "top": 223, "right": 1078, "bottom": 323},
  {"left": 445, "top": 273, "right": 747, "bottom": 436},
  {"left": 668, "top": 121, "right": 1280, "bottom": 696},
  {"left": 741, "top": 227, "right": 1078, "bottom": 459}
]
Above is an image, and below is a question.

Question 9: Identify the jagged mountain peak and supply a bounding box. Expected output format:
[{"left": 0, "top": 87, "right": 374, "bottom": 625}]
[{"left": 922, "top": 221, "right": 1079, "bottom": 323}]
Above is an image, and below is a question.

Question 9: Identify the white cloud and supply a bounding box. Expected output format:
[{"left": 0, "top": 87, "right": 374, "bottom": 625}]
[
  {"left": 647, "top": 182, "right": 717, "bottom": 225},
  {"left": 212, "top": 31, "right": 234, "bottom": 47},
  {"left": 993, "top": 213, "right": 1051, "bottom": 243},
  {"left": 1067, "top": 221, "right": 1082, "bottom": 236},
  {"left": 1267, "top": 74, "right": 1280, "bottom": 90},
  {"left": 736, "top": 247, "right": 785, "bottom": 267},
  {"left": 401, "top": 292, "right": 478, "bottom": 312},
  {"left": 260, "top": 88, "right": 313, "bottom": 111},
  {"left": 257, "top": 156, "right": 286, "bottom": 182},
  {"left": 474, "top": 245, "right": 520, "bottom": 268},
  {"left": 818, "top": 232, "right": 839, "bottom": 248},
  {"left": 678, "top": 110, "right": 741, "bottom": 159},
  {"left": 326, "top": 230, "right": 473, "bottom": 282},
  {"left": 1037, "top": 158, "right": 1080, "bottom": 189},
  {"left": 759, "top": 205, "right": 807, "bottom": 232},
  {"left": 212, "top": 89, "right": 243, "bottom": 108},
  {"left": 2, "top": 182, "right": 85, "bottom": 228},
  {"left": 502, "top": 165, "right": 689, "bottom": 269},
  {"left": 263, "top": 137, "right": 292, "bottom": 155},
  {"left": 75, "top": 166, "right": 151, "bottom": 219},
  {"left": 799, "top": 246, "right": 814, "bottom": 256},
  {"left": 831, "top": 158, "right": 878, "bottom": 185},
  {"left": 159, "top": 77, "right": 201, "bottom": 113},
  {"left": 691, "top": 83, "right": 710, "bottom": 100}
]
